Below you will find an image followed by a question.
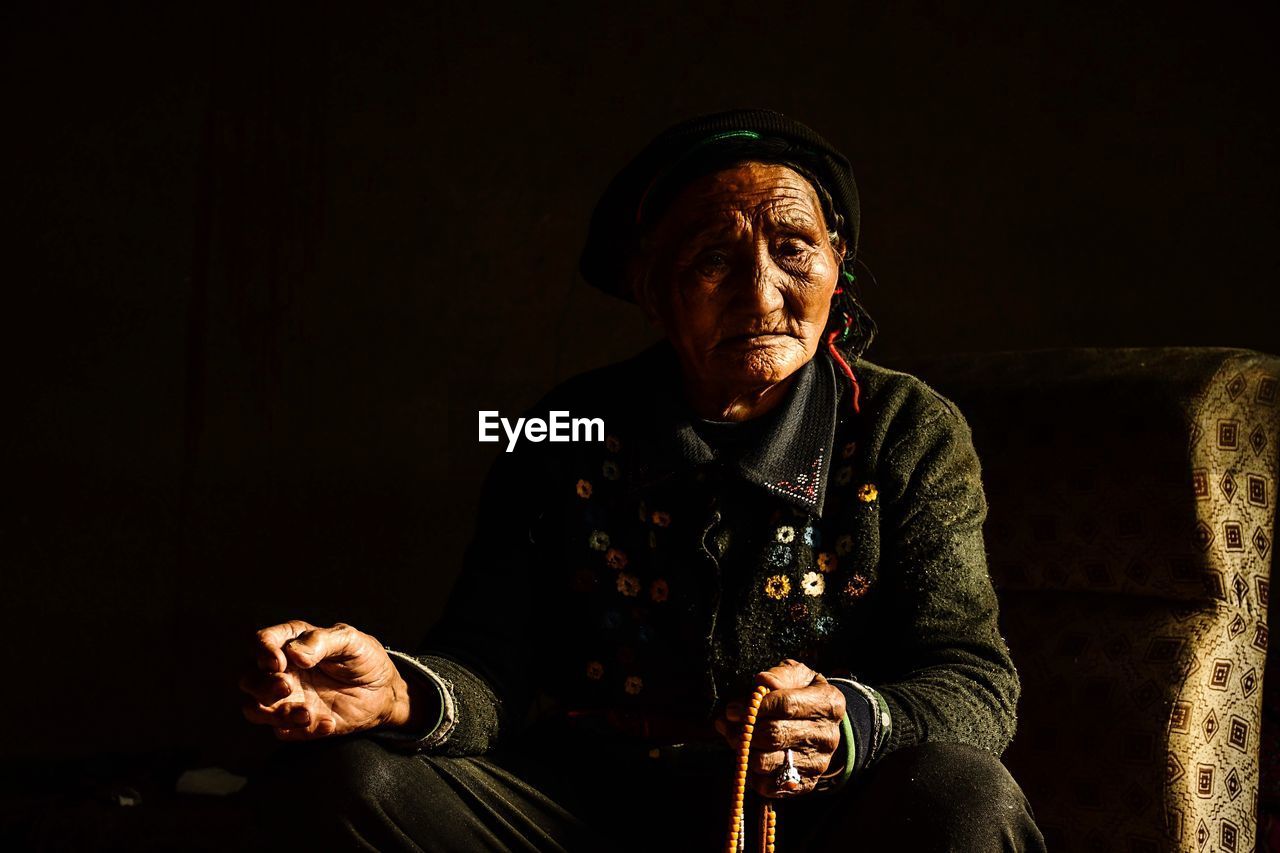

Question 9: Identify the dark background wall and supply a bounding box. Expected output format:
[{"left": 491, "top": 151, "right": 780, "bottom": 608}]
[{"left": 2, "top": 0, "right": 1277, "bottom": 761}]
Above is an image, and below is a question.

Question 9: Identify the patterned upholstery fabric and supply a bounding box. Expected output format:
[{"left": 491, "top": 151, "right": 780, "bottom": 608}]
[{"left": 899, "top": 348, "right": 1278, "bottom": 853}]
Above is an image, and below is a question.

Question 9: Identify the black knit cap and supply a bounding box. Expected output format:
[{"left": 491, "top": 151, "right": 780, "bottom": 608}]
[{"left": 578, "top": 108, "right": 861, "bottom": 301}]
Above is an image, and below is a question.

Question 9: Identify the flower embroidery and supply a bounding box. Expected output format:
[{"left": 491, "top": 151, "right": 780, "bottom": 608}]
[
  {"left": 767, "top": 544, "right": 793, "bottom": 568},
  {"left": 802, "top": 571, "right": 825, "bottom": 596},
  {"left": 605, "top": 548, "right": 628, "bottom": 570},
  {"left": 616, "top": 572, "right": 641, "bottom": 597},
  {"left": 711, "top": 529, "right": 731, "bottom": 557},
  {"left": 816, "top": 551, "right": 838, "bottom": 573},
  {"left": 586, "top": 660, "right": 604, "bottom": 680},
  {"left": 841, "top": 441, "right": 857, "bottom": 459},
  {"left": 606, "top": 435, "right": 622, "bottom": 453},
  {"left": 844, "top": 574, "right": 871, "bottom": 601},
  {"left": 588, "top": 530, "right": 611, "bottom": 551},
  {"left": 602, "top": 460, "right": 621, "bottom": 481},
  {"left": 803, "top": 526, "right": 820, "bottom": 547},
  {"left": 764, "top": 575, "right": 792, "bottom": 599},
  {"left": 650, "top": 578, "right": 669, "bottom": 602},
  {"left": 835, "top": 466, "right": 853, "bottom": 486},
  {"left": 775, "top": 525, "right": 796, "bottom": 544},
  {"left": 651, "top": 510, "right": 672, "bottom": 527},
  {"left": 576, "top": 479, "right": 593, "bottom": 498},
  {"left": 835, "top": 534, "right": 854, "bottom": 557},
  {"left": 814, "top": 614, "right": 837, "bottom": 635},
  {"left": 857, "top": 483, "right": 879, "bottom": 503},
  {"left": 599, "top": 610, "right": 623, "bottom": 630},
  {"left": 624, "top": 675, "right": 644, "bottom": 695},
  {"left": 789, "top": 601, "right": 809, "bottom": 622}
]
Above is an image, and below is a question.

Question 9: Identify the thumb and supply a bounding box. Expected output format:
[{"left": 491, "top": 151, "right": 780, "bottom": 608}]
[{"left": 283, "top": 624, "right": 362, "bottom": 670}]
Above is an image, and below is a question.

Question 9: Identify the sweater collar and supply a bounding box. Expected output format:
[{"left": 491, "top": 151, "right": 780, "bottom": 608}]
[{"left": 627, "top": 342, "right": 842, "bottom": 516}]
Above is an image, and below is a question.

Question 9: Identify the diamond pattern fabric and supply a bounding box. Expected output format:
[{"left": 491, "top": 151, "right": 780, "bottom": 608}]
[{"left": 900, "top": 348, "right": 1278, "bottom": 852}]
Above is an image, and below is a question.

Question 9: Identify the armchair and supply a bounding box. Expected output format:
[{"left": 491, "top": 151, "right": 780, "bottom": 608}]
[{"left": 901, "top": 348, "right": 1278, "bottom": 852}]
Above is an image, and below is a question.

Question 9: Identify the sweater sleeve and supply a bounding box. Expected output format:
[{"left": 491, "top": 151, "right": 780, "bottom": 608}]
[
  {"left": 803, "top": 680, "right": 876, "bottom": 793},
  {"left": 862, "top": 397, "right": 1020, "bottom": 761}
]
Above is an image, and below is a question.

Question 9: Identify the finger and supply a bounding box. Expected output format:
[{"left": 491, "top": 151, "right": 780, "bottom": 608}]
[
  {"left": 276, "top": 702, "right": 313, "bottom": 726},
  {"left": 752, "top": 771, "right": 816, "bottom": 800},
  {"left": 749, "top": 749, "right": 783, "bottom": 775},
  {"left": 273, "top": 726, "right": 315, "bottom": 742},
  {"left": 241, "top": 699, "right": 310, "bottom": 728},
  {"left": 273, "top": 712, "right": 339, "bottom": 742},
  {"left": 241, "top": 701, "right": 277, "bottom": 727},
  {"left": 254, "top": 620, "right": 317, "bottom": 673},
  {"left": 756, "top": 684, "right": 845, "bottom": 723},
  {"left": 237, "top": 671, "right": 294, "bottom": 706},
  {"left": 283, "top": 623, "right": 363, "bottom": 671},
  {"left": 749, "top": 746, "right": 830, "bottom": 776},
  {"left": 755, "top": 659, "right": 817, "bottom": 692},
  {"left": 753, "top": 718, "right": 841, "bottom": 754}
]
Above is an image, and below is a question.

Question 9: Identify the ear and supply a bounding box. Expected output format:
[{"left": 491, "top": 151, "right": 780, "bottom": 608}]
[{"left": 829, "top": 232, "right": 848, "bottom": 267}]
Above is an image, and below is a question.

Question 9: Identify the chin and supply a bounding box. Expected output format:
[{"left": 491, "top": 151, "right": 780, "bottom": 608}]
[{"left": 724, "top": 345, "right": 805, "bottom": 387}]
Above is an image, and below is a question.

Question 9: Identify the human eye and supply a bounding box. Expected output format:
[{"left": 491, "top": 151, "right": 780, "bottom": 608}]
[
  {"left": 694, "top": 249, "right": 731, "bottom": 278},
  {"left": 773, "top": 237, "right": 813, "bottom": 261}
]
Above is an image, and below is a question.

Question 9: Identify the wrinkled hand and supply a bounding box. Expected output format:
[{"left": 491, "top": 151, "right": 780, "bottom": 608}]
[
  {"left": 239, "top": 620, "right": 418, "bottom": 741},
  {"left": 714, "top": 659, "right": 846, "bottom": 798}
]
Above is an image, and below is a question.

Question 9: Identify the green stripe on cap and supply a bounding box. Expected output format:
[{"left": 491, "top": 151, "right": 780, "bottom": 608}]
[{"left": 698, "top": 130, "right": 762, "bottom": 144}]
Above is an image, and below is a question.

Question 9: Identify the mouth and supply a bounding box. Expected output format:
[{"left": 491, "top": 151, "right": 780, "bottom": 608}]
[{"left": 718, "top": 332, "right": 792, "bottom": 349}]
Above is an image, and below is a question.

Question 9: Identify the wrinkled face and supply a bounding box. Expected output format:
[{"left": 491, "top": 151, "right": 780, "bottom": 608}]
[{"left": 638, "top": 162, "right": 844, "bottom": 394}]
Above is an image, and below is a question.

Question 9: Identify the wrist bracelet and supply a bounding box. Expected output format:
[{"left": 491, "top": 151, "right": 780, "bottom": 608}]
[{"left": 827, "top": 677, "right": 892, "bottom": 765}]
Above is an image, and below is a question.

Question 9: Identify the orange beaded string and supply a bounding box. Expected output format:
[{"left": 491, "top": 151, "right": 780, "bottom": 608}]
[{"left": 726, "top": 686, "right": 778, "bottom": 853}]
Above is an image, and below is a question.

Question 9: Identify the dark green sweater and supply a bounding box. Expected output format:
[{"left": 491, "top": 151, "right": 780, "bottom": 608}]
[{"left": 384, "top": 341, "right": 1019, "bottom": 780}]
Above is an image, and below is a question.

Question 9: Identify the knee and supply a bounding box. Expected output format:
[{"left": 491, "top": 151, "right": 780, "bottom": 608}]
[
  {"left": 881, "top": 741, "right": 1025, "bottom": 813},
  {"left": 328, "top": 737, "right": 414, "bottom": 809},
  {"left": 247, "top": 737, "right": 417, "bottom": 842},
  {"left": 864, "top": 741, "right": 1043, "bottom": 851}
]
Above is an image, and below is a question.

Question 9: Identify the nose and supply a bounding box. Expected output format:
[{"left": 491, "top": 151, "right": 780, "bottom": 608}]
[{"left": 732, "top": 242, "right": 785, "bottom": 316}]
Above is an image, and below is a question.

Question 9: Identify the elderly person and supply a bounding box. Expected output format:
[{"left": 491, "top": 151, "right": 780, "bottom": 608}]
[{"left": 240, "top": 109, "right": 1046, "bottom": 852}]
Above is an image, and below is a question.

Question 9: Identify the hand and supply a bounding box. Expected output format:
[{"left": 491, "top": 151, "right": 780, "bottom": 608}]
[
  {"left": 714, "top": 659, "right": 846, "bottom": 798},
  {"left": 239, "top": 620, "right": 420, "bottom": 741}
]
